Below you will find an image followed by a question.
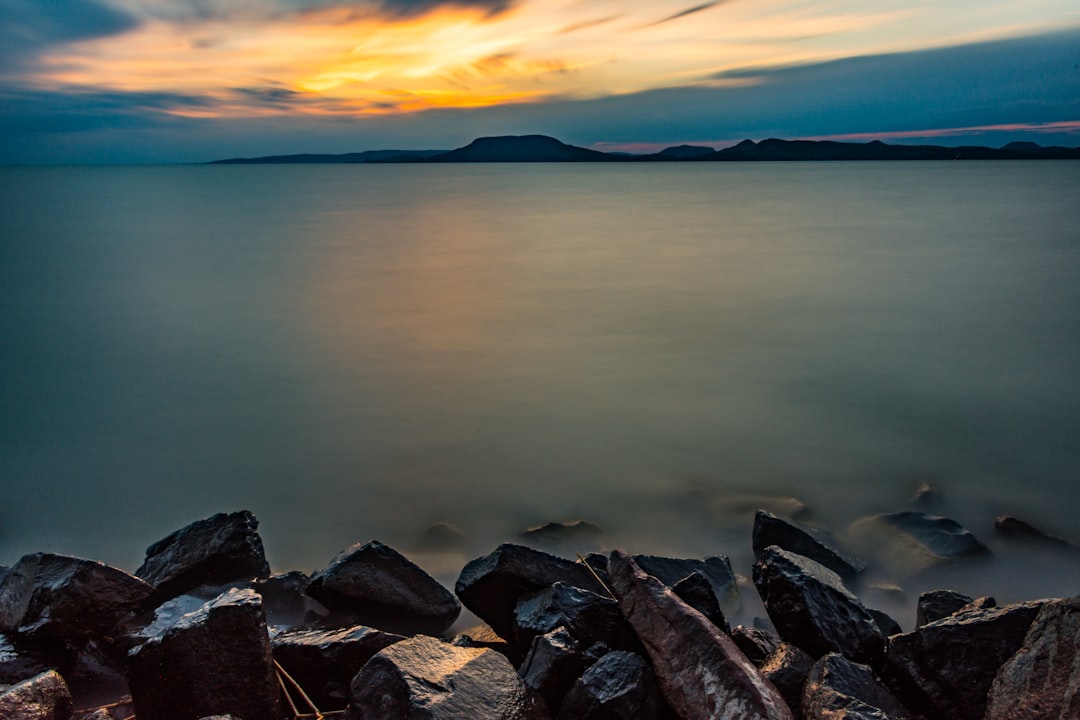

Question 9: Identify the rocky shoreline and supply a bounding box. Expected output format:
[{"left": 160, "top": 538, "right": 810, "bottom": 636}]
[{"left": 1, "top": 504, "right": 1077, "bottom": 720}]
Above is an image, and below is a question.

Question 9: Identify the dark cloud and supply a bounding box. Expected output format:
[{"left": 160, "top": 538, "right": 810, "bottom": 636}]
[
  {"left": 370, "top": 0, "right": 514, "bottom": 18},
  {"left": 0, "top": 88, "right": 213, "bottom": 134},
  {"left": 644, "top": 2, "right": 724, "bottom": 28},
  {"left": 0, "top": 0, "right": 139, "bottom": 72}
]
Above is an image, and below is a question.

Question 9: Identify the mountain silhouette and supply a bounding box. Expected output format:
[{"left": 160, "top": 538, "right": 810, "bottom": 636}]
[{"left": 430, "top": 135, "right": 622, "bottom": 162}]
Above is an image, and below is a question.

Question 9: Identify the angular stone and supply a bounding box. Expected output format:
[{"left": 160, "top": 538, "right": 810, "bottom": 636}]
[
  {"left": 608, "top": 550, "right": 793, "bottom": 720},
  {"left": 633, "top": 554, "right": 741, "bottom": 616},
  {"left": 760, "top": 643, "right": 814, "bottom": 720},
  {"left": 306, "top": 540, "right": 460, "bottom": 636},
  {"left": 994, "top": 515, "right": 1075, "bottom": 547},
  {"left": 868, "top": 610, "right": 902, "bottom": 638},
  {"left": 884, "top": 600, "right": 1046, "bottom": 720},
  {"left": 451, "top": 625, "right": 512, "bottom": 658},
  {"left": 349, "top": 634, "right": 548, "bottom": 719},
  {"left": 255, "top": 571, "right": 314, "bottom": 627},
  {"left": 513, "top": 582, "right": 635, "bottom": 654},
  {"left": 731, "top": 626, "right": 782, "bottom": 667},
  {"left": 915, "top": 589, "right": 973, "bottom": 627},
  {"left": 0, "top": 669, "right": 73, "bottom": 720},
  {"left": 0, "top": 554, "right": 153, "bottom": 642},
  {"left": 128, "top": 588, "right": 281, "bottom": 720},
  {"left": 753, "top": 511, "right": 865, "bottom": 580},
  {"left": 848, "top": 512, "right": 988, "bottom": 574},
  {"left": 518, "top": 627, "right": 589, "bottom": 712},
  {"left": 520, "top": 521, "right": 603, "bottom": 554},
  {"left": 0, "top": 632, "right": 53, "bottom": 685},
  {"left": 135, "top": 511, "right": 271, "bottom": 604},
  {"left": 986, "top": 596, "right": 1080, "bottom": 720},
  {"left": 802, "top": 654, "right": 912, "bottom": 720},
  {"left": 272, "top": 624, "right": 405, "bottom": 709},
  {"left": 455, "top": 544, "right": 599, "bottom": 642},
  {"left": 672, "top": 571, "right": 730, "bottom": 634},
  {"left": 556, "top": 650, "right": 660, "bottom": 720},
  {"left": 753, "top": 547, "right": 884, "bottom": 666}
]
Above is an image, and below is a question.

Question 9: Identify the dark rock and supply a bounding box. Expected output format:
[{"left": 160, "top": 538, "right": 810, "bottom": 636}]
[
  {"left": 518, "top": 628, "right": 589, "bottom": 712},
  {"left": 915, "top": 589, "right": 973, "bottom": 627},
  {"left": 607, "top": 550, "right": 793, "bottom": 720},
  {"left": 910, "top": 482, "right": 938, "bottom": 510},
  {"left": 135, "top": 511, "right": 271, "bottom": 604},
  {"left": 0, "top": 632, "right": 53, "bottom": 685},
  {"left": 867, "top": 610, "right": 902, "bottom": 638},
  {"left": 0, "top": 669, "right": 73, "bottom": 720},
  {"left": 349, "top": 634, "right": 549, "bottom": 719},
  {"left": 556, "top": 650, "right": 660, "bottom": 720},
  {"left": 753, "top": 511, "right": 865, "bottom": 580},
  {"left": 848, "top": 512, "right": 988, "bottom": 574},
  {"left": 802, "top": 653, "right": 912, "bottom": 720},
  {"left": 255, "top": 571, "right": 315, "bottom": 626},
  {"left": 760, "top": 643, "right": 815, "bottom": 720},
  {"left": 994, "top": 515, "right": 1075, "bottom": 546},
  {"left": 753, "top": 546, "right": 884, "bottom": 666},
  {"left": 513, "top": 582, "right": 635, "bottom": 654},
  {"left": 0, "top": 554, "right": 153, "bottom": 642},
  {"left": 65, "top": 639, "right": 128, "bottom": 709},
  {"left": 455, "top": 544, "right": 599, "bottom": 642},
  {"left": 115, "top": 585, "right": 236, "bottom": 654},
  {"left": 520, "top": 521, "right": 603, "bottom": 554},
  {"left": 128, "top": 588, "right": 281, "bottom": 720},
  {"left": 986, "top": 596, "right": 1080, "bottom": 720},
  {"left": 958, "top": 595, "right": 996, "bottom": 613},
  {"left": 306, "top": 540, "right": 460, "bottom": 636},
  {"left": 418, "top": 523, "right": 467, "bottom": 551},
  {"left": 452, "top": 625, "right": 513, "bottom": 658},
  {"left": 731, "top": 626, "right": 782, "bottom": 667},
  {"left": 884, "top": 600, "right": 1047, "bottom": 720},
  {"left": 672, "top": 571, "right": 730, "bottom": 633},
  {"left": 633, "top": 554, "right": 741, "bottom": 616},
  {"left": 272, "top": 624, "right": 405, "bottom": 709}
]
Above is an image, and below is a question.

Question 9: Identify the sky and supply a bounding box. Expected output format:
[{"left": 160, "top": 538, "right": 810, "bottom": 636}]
[{"left": 1, "top": 0, "right": 1079, "bottom": 163}]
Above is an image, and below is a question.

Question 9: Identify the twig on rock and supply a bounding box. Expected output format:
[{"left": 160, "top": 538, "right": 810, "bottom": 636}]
[{"left": 577, "top": 552, "right": 617, "bottom": 601}]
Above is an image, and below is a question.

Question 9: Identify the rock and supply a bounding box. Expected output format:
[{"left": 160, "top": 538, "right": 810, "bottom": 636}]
[
  {"left": 607, "top": 550, "right": 793, "bottom": 720},
  {"left": 520, "top": 521, "right": 603, "bottom": 554},
  {"left": 255, "top": 571, "right": 316, "bottom": 626},
  {"left": 272, "top": 624, "right": 405, "bottom": 709},
  {"left": 0, "top": 669, "right": 73, "bottom": 720},
  {"left": 0, "top": 632, "right": 53, "bottom": 685},
  {"left": 127, "top": 588, "right": 281, "bottom": 720},
  {"left": 65, "top": 639, "right": 128, "bottom": 708},
  {"left": 518, "top": 628, "right": 589, "bottom": 712},
  {"left": 556, "top": 650, "right": 660, "bottom": 720},
  {"left": 915, "top": 590, "right": 973, "bottom": 627},
  {"left": 753, "top": 511, "right": 865, "bottom": 580},
  {"left": 349, "top": 634, "right": 548, "bottom": 719},
  {"left": 848, "top": 512, "right": 988, "bottom": 574},
  {"left": 135, "top": 511, "right": 271, "bottom": 604},
  {"left": 994, "top": 515, "right": 1075, "bottom": 547},
  {"left": 958, "top": 595, "right": 996, "bottom": 613},
  {"left": 0, "top": 554, "right": 153, "bottom": 642},
  {"left": 753, "top": 546, "right": 884, "bottom": 666},
  {"left": 731, "top": 626, "right": 782, "bottom": 667},
  {"left": 802, "top": 653, "right": 912, "bottom": 720},
  {"left": 884, "top": 600, "right": 1047, "bottom": 720},
  {"left": 867, "top": 610, "right": 902, "bottom": 638},
  {"left": 455, "top": 544, "right": 599, "bottom": 642},
  {"left": 513, "top": 582, "right": 635, "bottom": 655},
  {"left": 115, "top": 585, "right": 235, "bottom": 654},
  {"left": 672, "top": 571, "right": 730, "bottom": 633},
  {"left": 985, "top": 596, "right": 1080, "bottom": 720},
  {"left": 452, "top": 626, "right": 513, "bottom": 658},
  {"left": 633, "top": 554, "right": 741, "bottom": 616},
  {"left": 910, "top": 482, "right": 938, "bottom": 510},
  {"left": 760, "top": 643, "right": 815, "bottom": 720},
  {"left": 418, "top": 523, "right": 467, "bottom": 551},
  {"left": 306, "top": 540, "right": 460, "bottom": 636}
]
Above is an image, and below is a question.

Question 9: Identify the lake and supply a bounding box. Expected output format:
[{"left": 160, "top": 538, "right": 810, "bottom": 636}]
[{"left": 2, "top": 161, "right": 1078, "bottom": 625}]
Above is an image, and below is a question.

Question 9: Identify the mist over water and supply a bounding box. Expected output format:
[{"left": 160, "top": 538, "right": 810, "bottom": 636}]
[{"left": 2, "top": 161, "right": 1078, "bottom": 626}]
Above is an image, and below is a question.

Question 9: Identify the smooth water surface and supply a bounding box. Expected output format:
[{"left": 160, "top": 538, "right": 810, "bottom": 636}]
[{"left": 2, "top": 162, "right": 1078, "bottom": 621}]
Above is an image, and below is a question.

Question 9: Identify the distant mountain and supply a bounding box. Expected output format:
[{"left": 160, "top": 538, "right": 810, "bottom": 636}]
[
  {"left": 702, "top": 138, "right": 1080, "bottom": 161},
  {"left": 209, "top": 149, "right": 446, "bottom": 164},
  {"left": 429, "top": 134, "right": 621, "bottom": 162},
  {"left": 652, "top": 144, "right": 716, "bottom": 159}
]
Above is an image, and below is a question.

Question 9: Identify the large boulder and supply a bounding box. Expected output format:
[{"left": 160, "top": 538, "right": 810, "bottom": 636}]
[
  {"left": 518, "top": 627, "right": 591, "bottom": 712},
  {"left": 349, "top": 634, "right": 549, "bottom": 719},
  {"left": 0, "top": 632, "right": 53, "bottom": 685},
  {"left": 802, "top": 654, "right": 911, "bottom": 720},
  {"left": 0, "top": 669, "right": 73, "bottom": 720},
  {"left": 848, "top": 512, "right": 988, "bottom": 574},
  {"left": 127, "top": 588, "right": 281, "bottom": 720},
  {"left": 272, "top": 624, "right": 405, "bottom": 709},
  {"left": 305, "top": 541, "right": 460, "bottom": 636},
  {"left": 760, "top": 643, "right": 815, "bottom": 720},
  {"left": 753, "top": 511, "right": 865, "bottom": 580},
  {"left": 556, "top": 650, "right": 661, "bottom": 720},
  {"left": 455, "top": 544, "right": 599, "bottom": 642},
  {"left": 607, "top": 550, "right": 793, "bottom": 720},
  {"left": 985, "top": 596, "right": 1080, "bottom": 719},
  {"left": 135, "top": 511, "right": 271, "bottom": 604},
  {"left": 915, "top": 589, "right": 973, "bottom": 627},
  {"left": 0, "top": 554, "right": 153, "bottom": 642},
  {"left": 633, "top": 554, "right": 741, "bottom": 616},
  {"left": 753, "top": 547, "right": 884, "bottom": 667},
  {"left": 513, "top": 582, "right": 635, "bottom": 654},
  {"left": 884, "top": 600, "right": 1046, "bottom": 720}
]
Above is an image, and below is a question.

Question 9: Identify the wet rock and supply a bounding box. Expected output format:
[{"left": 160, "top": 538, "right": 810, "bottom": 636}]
[
  {"left": 0, "top": 669, "right": 73, "bottom": 720},
  {"left": 760, "top": 643, "right": 814, "bottom": 720},
  {"left": 915, "top": 589, "right": 973, "bottom": 627},
  {"left": 0, "top": 554, "right": 153, "bottom": 642},
  {"left": 518, "top": 627, "right": 589, "bottom": 712},
  {"left": 958, "top": 595, "right": 996, "bottom": 613},
  {"left": 884, "top": 600, "right": 1047, "bottom": 720},
  {"left": 349, "top": 634, "right": 548, "bottom": 720},
  {"left": 128, "top": 588, "right": 281, "bottom": 720},
  {"left": 135, "top": 511, "right": 271, "bottom": 604},
  {"left": 455, "top": 544, "right": 599, "bottom": 642},
  {"left": 848, "top": 512, "right": 988, "bottom": 574},
  {"left": 731, "top": 625, "right": 782, "bottom": 667},
  {"left": 65, "top": 639, "right": 128, "bottom": 708},
  {"left": 994, "top": 515, "right": 1075, "bottom": 547},
  {"left": 0, "top": 632, "right": 53, "bottom": 685},
  {"left": 802, "top": 653, "right": 912, "bottom": 720},
  {"left": 672, "top": 571, "right": 730, "bottom": 633},
  {"left": 867, "top": 610, "right": 902, "bottom": 638},
  {"left": 556, "top": 650, "right": 660, "bottom": 720},
  {"left": 306, "top": 540, "right": 460, "bottom": 636},
  {"left": 272, "top": 624, "right": 405, "bottom": 709},
  {"left": 985, "top": 596, "right": 1080, "bottom": 720},
  {"left": 753, "top": 511, "right": 865, "bottom": 580},
  {"left": 255, "top": 571, "right": 315, "bottom": 626},
  {"left": 513, "top": 582, "right": 635, "bottom": 655},
  {"left": 633, "top": 554, "right": 741, "bottom": 616},
  {"left": 608, "top": 550, "right": 793, "bottom": 720},
  {"left": 753, "top": 546, "right": 884, "bottom": 667},
  {"left": 521, "top": 521, "right": 603, "bottom": 554}
]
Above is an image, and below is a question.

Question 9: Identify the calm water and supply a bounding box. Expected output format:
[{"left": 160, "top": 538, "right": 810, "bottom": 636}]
[{"left": 2, "top": 162, "right": 1078, "bottom": 623}]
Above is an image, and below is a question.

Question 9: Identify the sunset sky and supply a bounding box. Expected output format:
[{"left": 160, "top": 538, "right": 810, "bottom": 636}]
[{"left": 2, "top": 0, "right": 1079, "bottom": 163}]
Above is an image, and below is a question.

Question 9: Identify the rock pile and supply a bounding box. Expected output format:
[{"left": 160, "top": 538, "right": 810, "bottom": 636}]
[{"left": 0, "top": 506, "right": 1076, "bottom": 720}]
